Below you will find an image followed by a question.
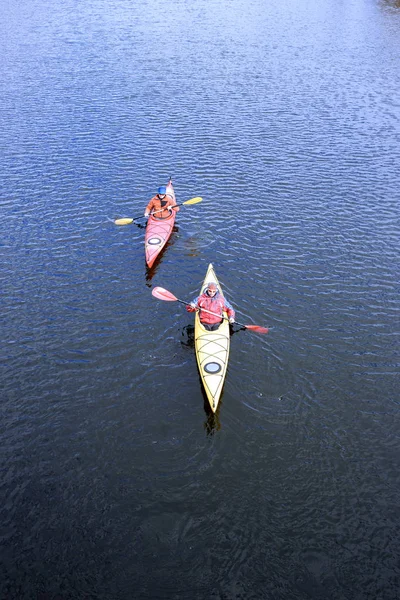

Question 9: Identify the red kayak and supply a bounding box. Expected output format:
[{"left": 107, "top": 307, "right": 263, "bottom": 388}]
[{"left": 144, "top": 179, "right": 176, "bottom": 268}]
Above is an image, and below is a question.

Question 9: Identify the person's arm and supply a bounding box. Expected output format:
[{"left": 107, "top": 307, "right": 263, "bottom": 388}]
[
  {"left": 144, "top": 197, "right": 156, "bottom": 217},
  {"left": 223, "top": 298, "right": 235, "bottom": 323},
  {"left": 186, "top": 296, "right": 199, "bottom": 312},
  {"left": 167, "top": 197, "right": 179, "bottom": 212}
]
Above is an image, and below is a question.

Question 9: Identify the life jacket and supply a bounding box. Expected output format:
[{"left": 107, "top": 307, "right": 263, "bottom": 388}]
[
  {"left": 188, "top": 291, "right": 235, "bottom": 325},
  {"left": 145, "top": 195, "right": 178, "bottom": 220}
]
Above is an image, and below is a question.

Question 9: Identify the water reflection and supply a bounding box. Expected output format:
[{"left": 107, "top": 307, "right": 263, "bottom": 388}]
[
  {"left": 199, "top": 375, "right": 223, "bottom": 434},
  {"left": 180, "top": 324, "right": 195, "bottom": 348},
  {"left": 182, "top": 234, "right": 201, "bottom": 258},
  {"left": 203, "top": 400, "right": 221, "bottom": 435},
  {"left": 379, "top": 0, "right": 400, "bottom": 9}
]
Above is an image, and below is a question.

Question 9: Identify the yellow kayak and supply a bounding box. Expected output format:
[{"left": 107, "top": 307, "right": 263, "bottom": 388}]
[{"left": 194, "top": 263, "right": 230, "bottom": 412}]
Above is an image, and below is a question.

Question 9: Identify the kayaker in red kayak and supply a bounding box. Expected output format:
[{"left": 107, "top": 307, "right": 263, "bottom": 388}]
[
  {"left": 186, "top": 282, "right": 235, "bottom": 331},
  {"left": 144, "top": 186, "right": 180, "bottom": 220}
]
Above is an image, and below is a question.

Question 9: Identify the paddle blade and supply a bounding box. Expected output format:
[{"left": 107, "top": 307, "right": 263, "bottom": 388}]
[
  {"left": 115, "top": 218, "right": 134, "bottom": 225},
  {"left": 183, "top": 196, "right": 202, "bottom": 205},
  {"left": 244, "top": 325, "right": 269, "bottom": 334},
  {"left": 152, "top": 287, "right": 178, "bottom": 302}
]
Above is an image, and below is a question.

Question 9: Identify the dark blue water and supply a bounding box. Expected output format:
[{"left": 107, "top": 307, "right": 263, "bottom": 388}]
[{"left": 1, "top": 0, "right": 400, "bottom": 598}]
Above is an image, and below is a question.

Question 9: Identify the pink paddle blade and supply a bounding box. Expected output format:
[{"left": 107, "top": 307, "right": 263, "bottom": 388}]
[
  {"left": 244, "top": 325, "right": 269, "bottom": 334},
  {"left": 152, "top": 287, "right": 178, "bottom": 302}
]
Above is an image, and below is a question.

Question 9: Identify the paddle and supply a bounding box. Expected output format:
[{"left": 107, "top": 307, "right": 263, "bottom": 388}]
[
  {"left": 115, "top": 197, "right": 202, "bottom": 225},
  {"left": 152, "top": 287, "right": 269, "bottom": 334}
]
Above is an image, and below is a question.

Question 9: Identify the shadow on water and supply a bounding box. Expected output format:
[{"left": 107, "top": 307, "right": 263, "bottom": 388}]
[
  {"left": 135, "top": 222, "right": 146, "bottom": 230},
  {"left": 180, "top": 324, "right": 195, "bottom": 348},
  {"left": 203, "top": 391, "right": 222, "bottom": 435},
  {"left": 145, "top": 225, "right": 179, "bottom": 285}
]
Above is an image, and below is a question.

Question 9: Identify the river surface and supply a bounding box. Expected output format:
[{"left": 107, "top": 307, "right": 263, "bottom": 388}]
[{"left": 1, "top": 0, "right": 400, "bottom": 598}]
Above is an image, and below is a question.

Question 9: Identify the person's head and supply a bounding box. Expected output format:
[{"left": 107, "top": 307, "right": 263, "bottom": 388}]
[
  {"left": 206, "top": 282, "right": 218, "bottom": 296},
  {"left": 157, "top": 186, "right": 167, "bottom": 199}
]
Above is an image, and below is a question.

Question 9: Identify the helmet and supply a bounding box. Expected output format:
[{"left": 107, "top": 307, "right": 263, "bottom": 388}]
[
  {"left": 206, "top": 282, "right": 217, "bottom": 292},
  {"left": 158, "top": 186, "right": 167, "bottom": 195}
]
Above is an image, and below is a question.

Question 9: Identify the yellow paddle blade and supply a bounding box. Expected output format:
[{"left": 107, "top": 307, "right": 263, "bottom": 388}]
[
  {"left": 115, "top": 218, "right": 134, "bottom": 225},
  {"left": 183, "top": 196, "right": 202, "bottom": 205}
]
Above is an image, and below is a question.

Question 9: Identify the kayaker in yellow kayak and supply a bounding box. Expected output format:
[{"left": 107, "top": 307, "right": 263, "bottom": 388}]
[
  {"left": 144, "top": 186, "right": 180, "bottom": 220},
  {"left": 186, "top": 282, "right": 235, "bottom": 331}
]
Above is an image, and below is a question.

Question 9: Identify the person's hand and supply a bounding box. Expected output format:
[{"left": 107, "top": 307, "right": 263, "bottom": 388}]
[
  {"left": 190, "top": 302, "right": 196, "bottom": 309},
  {"left": 168, "top": 206, "right": 173, "bottom": 214},
  {"left": 229, "top": 317, "right": 235, "bottom": 324},
  {"left": 144, "top": 212, "right": 149, "bottom": 217}
]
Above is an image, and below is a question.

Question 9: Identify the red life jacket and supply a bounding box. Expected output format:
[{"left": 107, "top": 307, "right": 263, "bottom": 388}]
[{"left": 196, "top": 293, "right": 233, "bottom": 325}]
